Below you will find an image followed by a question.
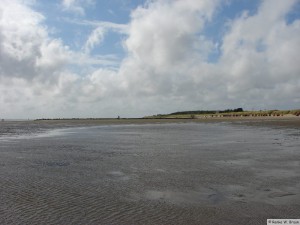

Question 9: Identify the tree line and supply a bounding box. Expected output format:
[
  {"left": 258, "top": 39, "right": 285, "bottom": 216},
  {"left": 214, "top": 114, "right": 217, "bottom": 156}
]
[{"left": 169, "top": 108, "right": 243, "bottom": 115}]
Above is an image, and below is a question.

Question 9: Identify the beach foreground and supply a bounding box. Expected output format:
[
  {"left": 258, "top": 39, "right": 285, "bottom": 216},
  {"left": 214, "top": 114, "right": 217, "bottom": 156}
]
[{"left": 0, "top": 118, "right": 299, "bottom": 224}]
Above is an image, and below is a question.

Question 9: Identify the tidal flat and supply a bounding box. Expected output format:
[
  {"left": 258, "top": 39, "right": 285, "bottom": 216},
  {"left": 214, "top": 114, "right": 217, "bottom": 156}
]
[{"left": 0, "top": 118, "right": 300, "bottom": 224}]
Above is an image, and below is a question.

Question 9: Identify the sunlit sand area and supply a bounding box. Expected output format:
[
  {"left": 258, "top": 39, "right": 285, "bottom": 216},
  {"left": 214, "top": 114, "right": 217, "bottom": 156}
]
[{"left": 0, "top": 117, "right": 299, "bottom": 224}]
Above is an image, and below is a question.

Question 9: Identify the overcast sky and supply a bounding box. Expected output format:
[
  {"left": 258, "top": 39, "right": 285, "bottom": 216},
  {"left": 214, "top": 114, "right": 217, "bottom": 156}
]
[{"left": 0, "top": 0, "right": 299, "bottom": 119}]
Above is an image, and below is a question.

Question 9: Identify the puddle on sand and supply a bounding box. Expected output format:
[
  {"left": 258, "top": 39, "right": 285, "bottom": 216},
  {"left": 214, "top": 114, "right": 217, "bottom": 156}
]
[
  {"left": 0, "top": 128, "right": 75, "bottom": 143},
  {"left": 257, "top": 169, "right": 299, "bottom": 178},
  {"left": 107, "top": 171, "right": 130, "bottom": 181},
  {"left": 214, "top": 159, "right": 255, "bottom": 167},
  {"left": 132, "top": 187, "right": 225, "bottom": 205},
  {"left": 135, "top": 184, "right": 300, "bottom": 206},
  {"left": 218, "top": 184, "right": 300, "bottom": 206}
]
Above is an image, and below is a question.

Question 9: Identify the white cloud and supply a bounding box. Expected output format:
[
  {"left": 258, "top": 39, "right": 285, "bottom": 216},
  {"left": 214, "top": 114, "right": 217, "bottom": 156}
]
[
  {"left": 71, "top": 19, "right": 128, "bottom": 54},
  {"left": 76, "top": 20, "right": 128, "bottom": 33},
  {"left": 83, "top": 27, "right": 105, "bottom": 53},
  {"left": 125, "top": 0, "right": 218, "bottom": 68},
  {"left": 61, "top": 0, "right": 83, "bottom": 15},
  {"left": 118, "top": 0, "right": 300, "bottom": 113},
  {"left": 68, "top": 18, "right": 128, "bottom": 55},
  {"left": 61, "top": 0, "right": 94, "bottom": 16},
  {"left": 220, "top": 0, "right": 300, "bottom": 104},
  {"left": 0, "top": 0, "right": 300, "bottom": 119},
  {"left": 0, "top": 0, "right": 71, "bottom": 82}
]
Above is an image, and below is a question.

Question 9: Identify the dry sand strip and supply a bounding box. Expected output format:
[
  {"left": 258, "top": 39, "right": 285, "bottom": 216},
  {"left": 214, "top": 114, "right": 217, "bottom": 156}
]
[{"left": 34, "top": 115, "right": 300, "bottom": 127}]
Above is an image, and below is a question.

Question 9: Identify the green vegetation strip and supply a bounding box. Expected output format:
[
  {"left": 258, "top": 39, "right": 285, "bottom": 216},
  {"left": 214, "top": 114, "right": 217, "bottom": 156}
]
[{"left": 145, "top": 109, "right": 300, "bottom": 119}]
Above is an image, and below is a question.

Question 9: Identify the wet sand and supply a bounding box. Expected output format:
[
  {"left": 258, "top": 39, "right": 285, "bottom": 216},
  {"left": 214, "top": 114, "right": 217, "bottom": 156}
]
[
  {"left": 0, "top": 118, "right": 299, "bottom": 224},
  {"left": 1, "top": 116, "right": 300, "bottom": 137}
]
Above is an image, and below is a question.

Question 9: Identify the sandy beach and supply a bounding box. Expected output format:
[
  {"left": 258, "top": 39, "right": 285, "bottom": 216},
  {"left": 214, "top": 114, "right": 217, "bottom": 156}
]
[{"left": 0, "top": 117, "right": 299, "bottom": 224}]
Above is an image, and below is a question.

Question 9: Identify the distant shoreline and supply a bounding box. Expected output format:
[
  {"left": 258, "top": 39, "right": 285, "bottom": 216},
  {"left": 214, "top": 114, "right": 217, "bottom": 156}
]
[
  {"left": 2, "top": 109, "right": 299, "bottom": 122},
  {"left": 3, "top": 115, "right": 299, "bottom": 127}
]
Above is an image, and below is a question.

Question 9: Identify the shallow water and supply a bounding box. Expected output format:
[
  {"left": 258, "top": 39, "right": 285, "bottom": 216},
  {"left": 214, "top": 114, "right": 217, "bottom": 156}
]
[{"left": 0, "top": 122, "right": 299, "bottom": 224}]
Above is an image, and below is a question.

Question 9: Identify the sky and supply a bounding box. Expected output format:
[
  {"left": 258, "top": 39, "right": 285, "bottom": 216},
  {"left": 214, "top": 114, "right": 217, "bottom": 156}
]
[{"left": 0, "top": 0, "right": 299, "bottom": 119}]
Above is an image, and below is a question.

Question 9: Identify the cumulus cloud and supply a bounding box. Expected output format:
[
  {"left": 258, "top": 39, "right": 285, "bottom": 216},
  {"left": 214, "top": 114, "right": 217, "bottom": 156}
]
[
  {"left": 117, "top": 0, "right": 220, "bottom": 102},
  {"left": 0, "top": 0, "right": 299, "bottom": 118},
  {"left": 0, "top": 0, "right": 75, "bottom": 117},
  {"left": 121, "top": 0, "right": 300, "bottom": 112},
  {"left": 220, "top": 0, "right": 300, "bottom": 107},
  {"left": 0, "top": 0, "right": 71, "bottom": 82},
  {"left": 125, "top": 0, "right": 218, "bottom": 68}
]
